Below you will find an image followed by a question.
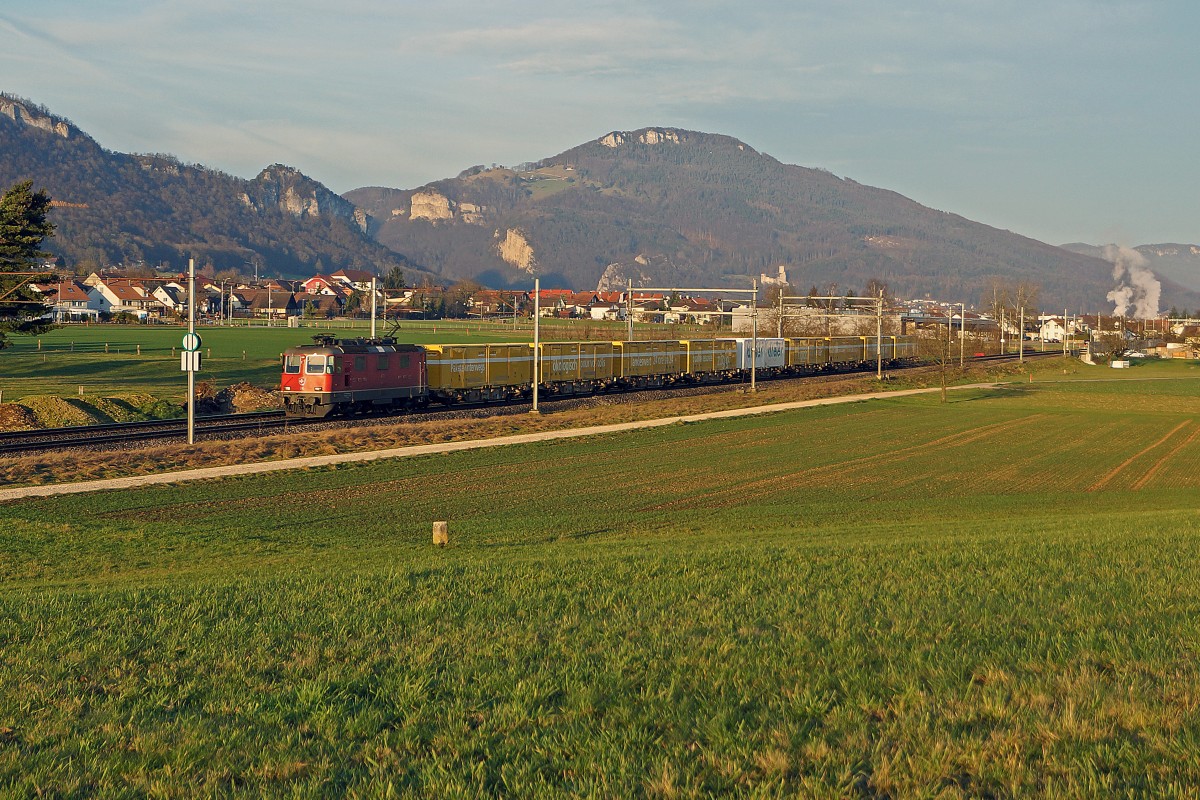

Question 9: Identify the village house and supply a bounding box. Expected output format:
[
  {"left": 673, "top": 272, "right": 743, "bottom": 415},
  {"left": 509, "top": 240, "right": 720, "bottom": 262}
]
[
  {"left": 88, "top": 278, "right": 167, "bottom": 318},
  {"left": 34, "top": 280, "right": 98, "bottom": 322},
  {"left": 293, "top": 292, "right": 344, "bottom": 319},
  {"left": 1039, "top": 318, "right": 1067, "bottom": 343},
  {"left": 151, "top": 284, "right": 187, "bottom": 316},
  {"left": 330, "top": 268, "right": 377, "bottom": 292},
  {"left": 235, "top": 288, "right": 296, "bottom": 320},
  {"left": 300, "top": 275, "right": 339, "bottom": 295},
  {"left": 534, "top": 289, "right": 574, "bottom": 317},
  {"left": 666, "top": 297, "right": 718, "bottom": 325}
]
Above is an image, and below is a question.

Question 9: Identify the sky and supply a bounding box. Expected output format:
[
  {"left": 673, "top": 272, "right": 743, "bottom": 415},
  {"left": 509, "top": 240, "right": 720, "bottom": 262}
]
[{"left": 1, "top": 0, "right": 1196, "bottom": 247}]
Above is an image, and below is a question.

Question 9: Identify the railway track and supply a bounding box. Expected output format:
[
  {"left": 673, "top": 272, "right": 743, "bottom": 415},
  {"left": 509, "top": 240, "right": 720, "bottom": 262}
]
[
  {"left": 0, "top": 350, "right": 1070, "bottom": 456},
  {"left": 0, "top": 411, "right": 301, "bottom": 456}
]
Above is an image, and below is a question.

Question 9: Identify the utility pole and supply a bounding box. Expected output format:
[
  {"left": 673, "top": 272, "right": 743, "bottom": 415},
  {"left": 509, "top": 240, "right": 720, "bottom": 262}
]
[
  {"left": 750, "top": 279, "right": 758, "bottom": 392},
  {"left": 626, "top": 279, "right": 633, "bottom": 342},
  {"left": 778, "top": 289, "right": 784, "bottom": 338},
  {"left": 959, "top": 302, "right": 965, "bottom": 368},
  {"left": 187, "top": 258, "right": 195, "bottom": 445},
  {"left": 370, "top": 276, "right": 377, "bottom": 339},
  {"left": 875, "top": 289, "right": 883, "bottom": 379},
  {"left": 531, "top": 277, "right": 540, "bottom": 414}
]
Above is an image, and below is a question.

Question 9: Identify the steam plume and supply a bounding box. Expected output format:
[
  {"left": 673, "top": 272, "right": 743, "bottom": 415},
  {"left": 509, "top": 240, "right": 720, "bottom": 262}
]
[{"left": 1103, "top": 244, "right": 1160, "bottom": 318}]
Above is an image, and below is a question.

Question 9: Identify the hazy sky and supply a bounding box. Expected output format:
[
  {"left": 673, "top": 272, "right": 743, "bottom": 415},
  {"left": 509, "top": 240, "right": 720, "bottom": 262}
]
[{"left": 2, "top": 1, "right": 1195, "bottom": 246}]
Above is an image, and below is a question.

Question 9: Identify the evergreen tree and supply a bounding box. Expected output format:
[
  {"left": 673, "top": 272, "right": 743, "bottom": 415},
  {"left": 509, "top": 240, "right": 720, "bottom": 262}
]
[
  {"left": 383, "top": 266, "right": 406, "bottom": 290},
  {"left": 0, "top": 180, "right": 57, "bottom": 348}
]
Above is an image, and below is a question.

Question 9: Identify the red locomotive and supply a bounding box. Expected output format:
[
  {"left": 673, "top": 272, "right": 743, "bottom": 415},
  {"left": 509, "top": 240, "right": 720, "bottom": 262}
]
[{"left": 281, "top": 336, "right": 426, "bottom": 417}]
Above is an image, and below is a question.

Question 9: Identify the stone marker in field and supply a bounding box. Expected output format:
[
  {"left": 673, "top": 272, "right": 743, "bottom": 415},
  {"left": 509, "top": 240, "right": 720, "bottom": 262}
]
[{"left": 433, "top": 521, "right": 449, "bottom": 547}]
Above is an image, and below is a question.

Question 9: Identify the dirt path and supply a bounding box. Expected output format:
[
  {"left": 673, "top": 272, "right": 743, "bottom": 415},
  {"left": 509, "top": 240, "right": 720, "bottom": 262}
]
[{"left": 0, "top": 383, "right": 1000, "bottom": 503}]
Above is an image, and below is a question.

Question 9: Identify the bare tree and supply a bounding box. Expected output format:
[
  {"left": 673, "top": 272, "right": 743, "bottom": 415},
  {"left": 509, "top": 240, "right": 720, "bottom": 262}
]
[{"left": 918, "top": 328, "right": 955, "bottom": 403}]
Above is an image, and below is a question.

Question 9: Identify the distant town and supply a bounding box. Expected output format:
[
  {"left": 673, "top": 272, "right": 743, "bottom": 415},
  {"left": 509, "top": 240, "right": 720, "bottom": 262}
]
[{"left": 27, "top": 261, "right": 1200, "bottom": 360}]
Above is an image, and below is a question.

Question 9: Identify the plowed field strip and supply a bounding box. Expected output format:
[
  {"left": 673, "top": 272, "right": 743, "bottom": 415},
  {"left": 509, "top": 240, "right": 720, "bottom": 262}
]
[
  {"left": 1088, "top": 420, "right": 1193, "bottom": 492},
  {"left": 640, "top": 414, "right": 1045, "bottom": 512},
  {"left": 1132, "top": 423, "right": 1200, "bottom": 491}
]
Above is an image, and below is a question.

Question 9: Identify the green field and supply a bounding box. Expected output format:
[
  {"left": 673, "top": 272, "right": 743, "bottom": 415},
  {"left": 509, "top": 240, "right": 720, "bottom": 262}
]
[
  {"left": 2, "top": 369, "right": 1200, "bottom": 795},
  {"left": 0, "top": 319, "right": 712, "bottom": 403}
]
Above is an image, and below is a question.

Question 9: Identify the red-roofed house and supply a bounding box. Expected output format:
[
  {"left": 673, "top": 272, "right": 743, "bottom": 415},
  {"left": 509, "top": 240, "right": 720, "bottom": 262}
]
[
  {"left": 40, "top": 281, "right": 98, "bottom": 321},
  {"left": 301, "top": 275, "right": 339, "bottom": 295},
  {"left": 90, "top": 278, "right": 167, "bottom": 318}
]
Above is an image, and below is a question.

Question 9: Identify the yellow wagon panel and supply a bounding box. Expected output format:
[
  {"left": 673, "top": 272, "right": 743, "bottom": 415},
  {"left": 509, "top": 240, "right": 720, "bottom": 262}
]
[
  {"left": 538, "top": 342, "right": 616, "bottom": 383},
  {"left": 613, "top": 340, "right": 687, "bottom": 378},
  {"left": 425, "top": 343, "right": 531, "bottom": 390},
  {"left": 680, "top": 339, "right": 738, "bottom": 374}
]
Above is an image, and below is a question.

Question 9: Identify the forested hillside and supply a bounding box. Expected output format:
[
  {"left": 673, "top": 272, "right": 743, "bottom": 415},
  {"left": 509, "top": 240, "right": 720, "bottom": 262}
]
[{"left": 0, "top": 95, "right": 425, "bottom": 279}]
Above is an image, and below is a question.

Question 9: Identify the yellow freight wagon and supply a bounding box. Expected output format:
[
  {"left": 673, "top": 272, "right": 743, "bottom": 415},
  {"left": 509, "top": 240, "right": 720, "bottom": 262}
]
[
  {"left": 785, "top": 337, "right": 825, "bottom": 368},
  {"left": 424, "top": 343, "right": 532, "bottom": 401},
  {"left": 612, "top": 340, "right": 688, "bottom": 385},
  {"left": 680, "top": 339, "right": 738, "bottom": 376},
  {"left": 537, "top": 342, "right": 616, "bottom": 391},
  {"left": 828, "top": 336, "right": 866, "bottom": 364}
]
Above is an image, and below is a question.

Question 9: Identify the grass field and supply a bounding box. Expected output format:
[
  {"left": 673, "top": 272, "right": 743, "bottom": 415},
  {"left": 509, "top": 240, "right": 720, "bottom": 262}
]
[
  {"left": 0, "top": 319, "right": 713, "bottom": 403},
  {"left": 2, "top": 366, "right": 1200, "bottom": 795}
]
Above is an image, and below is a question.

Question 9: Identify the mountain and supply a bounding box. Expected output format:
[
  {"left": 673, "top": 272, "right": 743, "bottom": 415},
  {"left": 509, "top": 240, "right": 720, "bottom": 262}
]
[
  {"left": 4, "top": 94, "right": 1195, "bottom": 312},
  {"left": 0, "top": 94, "right": 428, "bottom": 280},
  {"left": 347, "top": 127, "right": 1200, "bottom": 312}
]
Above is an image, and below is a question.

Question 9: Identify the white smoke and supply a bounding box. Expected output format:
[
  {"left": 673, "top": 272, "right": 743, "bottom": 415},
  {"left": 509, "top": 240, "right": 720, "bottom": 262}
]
[{"left": 1103, "top": 244, "right": 1160, "bottom": 318}]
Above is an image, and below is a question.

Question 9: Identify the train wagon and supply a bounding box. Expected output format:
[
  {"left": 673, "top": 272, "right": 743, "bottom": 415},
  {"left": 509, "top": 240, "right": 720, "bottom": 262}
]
[
  {"left": 281, "top": 338, "right": 425, "bottom": 417},
  {"left": 536, "top": 342, "right": 617, "bottom": 395},
  {"left": 827, "top": 336, "right": 869, "bottom": 366},
  {"left": 679, "top": 339, "right": 738, "bottom": 381},
  {"left": 424, "top": 343, "right": 532, "bottom": 403},
  {"left": 611, "top": 340, "right": 688, "bottom": 387},
  {"left": 785, "top": 337, "right": 827, "bottom": 370},
  {"left": 893, "top": 336, "right": 920, "bottom": 360},
  {"left": 727, "top": 338, "right": 787, "bottom": 372}
]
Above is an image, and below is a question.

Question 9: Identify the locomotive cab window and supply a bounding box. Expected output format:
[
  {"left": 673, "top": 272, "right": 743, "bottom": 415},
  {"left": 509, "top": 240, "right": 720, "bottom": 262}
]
[
  {"left": 399, "top": 354, "right": 411, "bottom": 369},
  {"left": 306, "top": 355, "right": 331, "bottom": 374},
  {"left": 284, "top": 355, "right": 302, "bottom": 374}
]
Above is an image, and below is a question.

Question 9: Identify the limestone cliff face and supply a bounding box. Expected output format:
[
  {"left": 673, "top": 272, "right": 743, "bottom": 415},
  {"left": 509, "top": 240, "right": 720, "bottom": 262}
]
[
  {"left": 245, "top": 164, "right": 368, "bottom": 232},
  {"left": 0, "top": 96, "right": 71, "bottom": 139},
  {"left": 410, "top": 190, "right": 453, "bottom": 221},
  {"left": 409, "top": 189, "right": 486, "bottom": 223},
  {"left": 495, "top": 228, "right": 536, "bottom": 273},
  {"left": 599, "top": 128, "right": 684, "bottom": 148}
]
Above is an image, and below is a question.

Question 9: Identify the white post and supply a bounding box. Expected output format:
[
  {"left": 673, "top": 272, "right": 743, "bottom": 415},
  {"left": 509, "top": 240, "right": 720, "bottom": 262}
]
[
  {"left": 876, "top": 290, "right": 883, "bottom": 379},
  {"left": 1019, "top": 306, "right": 1025, "bottom": 363},
  {"left": 531, "top": 278, "right": 540, "bottom": 414},
  {"left": 750, "top": 279, "right": 758, "bottom": 392},
  {"left": 370, "top": 276, "right": 377, "bottom": 339},
  {"left": 187, "top": 258, "right": 195, "bottom": 445},
  {"left": 626, "top": 279, "right": 633, "bottom": 342},
  {"left": 959, "top": 302, "right": 965, "bottom": 368}
]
